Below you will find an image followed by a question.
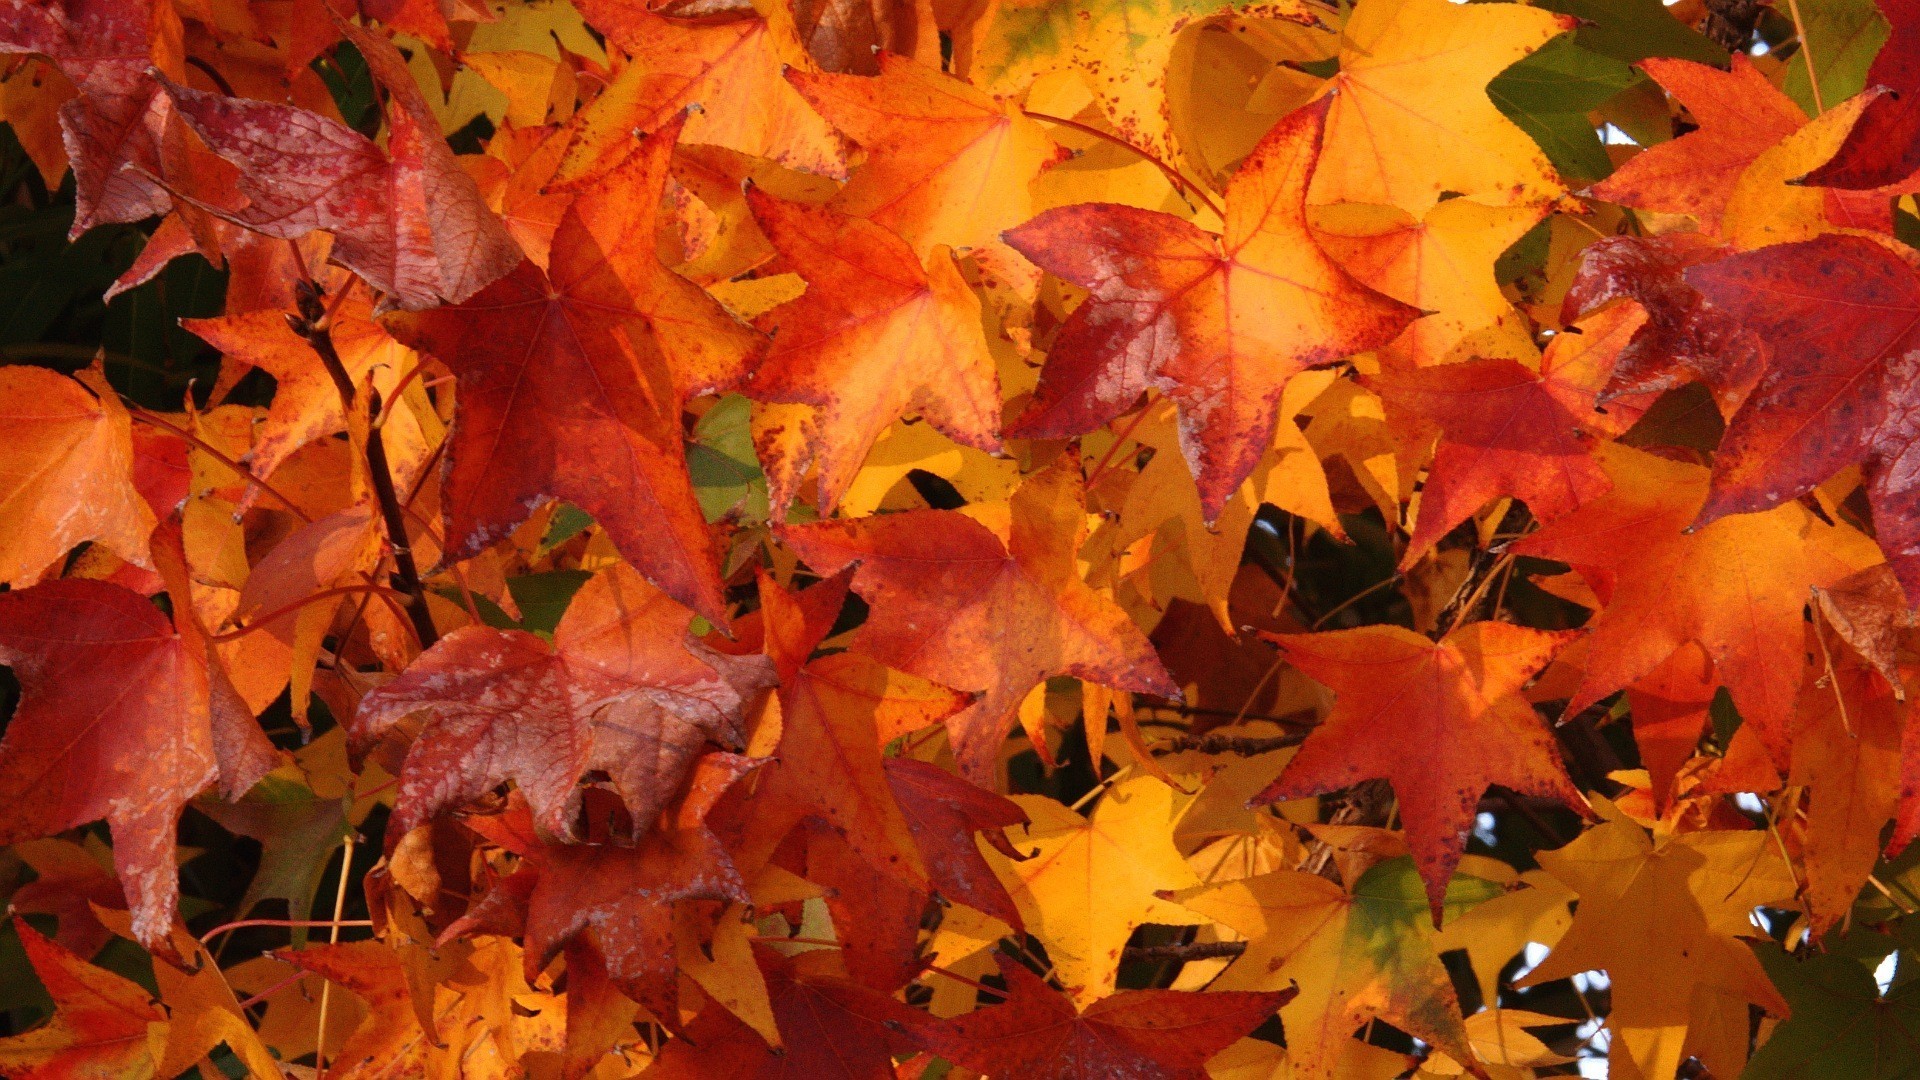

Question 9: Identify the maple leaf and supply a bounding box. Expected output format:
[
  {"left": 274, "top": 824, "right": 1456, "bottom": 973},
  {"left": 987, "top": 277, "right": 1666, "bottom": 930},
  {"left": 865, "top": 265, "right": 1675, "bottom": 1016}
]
[
  {"left": 1513, "top": 442, "right": 1883, "bottom": 764},
  {"left": 914, "top": 953, "right": 1294, "bottom": 1079},
  {"left": 1308, "top": 182, "right": 1547, "bottom": 370},
  {"left": 1560, "top": 232, "right": 1764, "bottom": 415},
  {"left": 0, "top": 0, "right": 178, "bottom": 233},
  {"left": 385, "top": 116, "right": 761, "bottom": 622},
  {"left": 743, "top": 571, "right": 968, "bottom": 892},
  {"left": 1814, "top": 565, "right": 1919, "bottom": 697},
  {"left": 1307, "top": 0, "right": 1572, "bottom": 213},
  {"left": 183, "top": 279, "right": 426, "bottom": 489},
  {"left": 787, "top": 52, "right": 1065, "bottom": 256},
  {"left": 743, "top": 189, "right": 1003, "bottom": 517},
  {"left": 0, "top": 365, "right": 154, "bottom": 587},
  {"left": 274, "top": 940, "right": 430, "bottom": 1079},
  {"left": 441, "top": 754, "right": 761, "bottom": 1029},
  {"left": 160, "top": 20, "right": 522, "bottom": 309},
  {"left": 6, "top": 838, "right": 126, "bottom": 959},
  {"left": 1586, "top": 56, "right": 1803, "bottom": 237},
  {"left": 1250, "top": 621, "right": 1586, "bottom": 919},
  {"left": 777, "top": 456, "right": 1178, "bottom": 780},
  {"left": 1171, "top": 857, "right": 1503, "bottom": 1078},
  {"left": 886, "top": 758, "right": 1032, "bottom": 929},
  {"left": 1790, "top": 637, "right": 1902, "bottom": 937},
  {"left": 1519, "top": 802, "right": 1796, "bottom": 1080},
  {"left": 965, "top": 0, "right": 1314, "bottom": 159},
  {"left": 1683, "top": 233, "right": 1920, "bottom": 604},
  {"left": 0, "top": 919, "right": 165, "bottom": 1079},
  {"left": 980, "top": 775, "right": 1205, "bottom": 1002},
  {"left": 1366, "top": 302, "right": 1648, "bottom": 566},
  {"left": 643, "top": 951, "right": 922, "bottom": 1077},
  {"left": 0, "top": 572, "right": 274, "bottom": 948},
  {"left": 1005, "top": 98, "right": 1417, "bottom": 518},
  {"left": 559, "top": 0, "right": 845, "bottom": 184},
  {"left": 352, "top": 562, "right": 774, "bottom": 841},
  {"left": 1799, "top": 0, "right": 1920, "bottom": 190}
]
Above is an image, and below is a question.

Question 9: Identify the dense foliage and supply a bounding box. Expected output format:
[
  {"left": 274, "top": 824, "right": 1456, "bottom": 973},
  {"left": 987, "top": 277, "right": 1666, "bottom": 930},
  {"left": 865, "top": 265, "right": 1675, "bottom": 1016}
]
[{"left": 1, "top": 0, "right": 1918, "bottom": 1076}]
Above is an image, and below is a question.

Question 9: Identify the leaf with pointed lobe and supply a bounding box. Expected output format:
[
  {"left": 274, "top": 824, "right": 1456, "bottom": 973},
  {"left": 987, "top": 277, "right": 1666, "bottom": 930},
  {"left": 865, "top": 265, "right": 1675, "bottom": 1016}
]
[
  {"left": 557, "top": 0, "right": 846, "bottom": 186},
  {"left": 1367, "top": 301, "right": 1649, "bottom": 566},
  {"left": 886, "top": 757, "right": 1030, "bottom": 928},
  {"left": 777, "top": 456, "right": 1177, "bottom": 782},
  {"left": 0, "top": 572, "right": 274, "bottom": 949},
  {"left": 352, "top": 562, "right": 774, "bottom": 842},
  {"left": 741, "top": 570, "right": 964, "bottom": 888},
  {"left": 980, "top": 776, "right": 1205, "bottom": 1003},
  {"left": 1684, "top": 233, "right": 1920, "bottom": 605},
  {"left": 642, "top": 951, "right": 923, "bottom": 1078},
  {"left": 787, "top": 52, "right": 1064, "bottom": 257},
  {"left": 1005, "top": 98, "right": 1417, "bottom": 519},
  {"left": 0, "top": 365, "right": 154, "bottom": 587},
  {"left": 1171, "top": 857, "right": 1502, "bottom": 1079},
  {"left": 0, "top": 0, "right": 182, "bottom": 233},
  {"left": 1587, "top": 56, "right": 1804, "bottom": 236},
  {"left": 1801, "top": 0, "right": 1920, "bottom": 189},
  {"left": 1251, "top": 620, "right": 1587, "bottom": 921},
  {"left": 385, "top": 117, "right": 762, "bottom": 622},
  {"left": 160, "top": 20, "right": 521, "bottom": 309},
  {"left": 1790, "top": 639, "right": 1903, "bottom": 937},
  {"left": 1814, "top": 564, "right": 1918, "bottom": 696},
  {"left": 1519, "top": 802, "right": 1795, "bottom": 1080},
  {"left": 1514, "top": 442, "right": 1883, "bottom": 766},
  {"left": 1560, "top": 232, "right": 1764, "bottom": 415},
  {"left": 441, "top": 754, "right": 762, "bottom": 1030},
  {"left": 273, "top": 940, "right": 430, "bottom": 1080},
  {"left": 1307, "top": 0, "right": 1573, "bottom": 213},
  {"left": 913, "top": 953, "right": 1293, "bottom": 1080},
  {"left": 743, "top": 189, "right": 1003, "bottom": 517},
  {"left": 0, "top": 919, "right": 165, "bottom": 1080}
]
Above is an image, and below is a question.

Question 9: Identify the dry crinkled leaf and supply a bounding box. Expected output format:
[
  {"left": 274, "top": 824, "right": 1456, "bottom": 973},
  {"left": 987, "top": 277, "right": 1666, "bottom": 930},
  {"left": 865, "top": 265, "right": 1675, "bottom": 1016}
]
[{"left": 352, "top": 562, "right": 774, "bottom": 841}]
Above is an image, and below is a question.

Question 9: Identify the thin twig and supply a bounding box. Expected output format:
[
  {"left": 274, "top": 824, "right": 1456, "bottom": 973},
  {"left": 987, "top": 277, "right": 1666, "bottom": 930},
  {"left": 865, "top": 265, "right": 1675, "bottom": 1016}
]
[
  {"left": 208, "top": 584, "right": 413, "bottom": 642},
  {"left": 1120, "top": 940, "right": 1248, "bottom": 963},
  {"left": 1785, "top": 0, "right": 1825, "bottom": 114},
  {"left": 199, "top": 917, "right": 373, "bottom": 946},
  {"left": 1162, "top": 732, "right": 1309, "bottom": 755},
  {"left": 126, "top": 407, "right": 313, "bottom": 523},
  {"left": 315, "top": 830, "right": 358, "bottom": 1070}
]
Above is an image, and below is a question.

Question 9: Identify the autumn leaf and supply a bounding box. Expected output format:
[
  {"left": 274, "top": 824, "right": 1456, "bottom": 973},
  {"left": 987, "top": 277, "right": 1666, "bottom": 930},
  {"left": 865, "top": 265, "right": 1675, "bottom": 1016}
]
[
  {"left": 1250, "top": 621, "right": 1587, "bottom": 919},
  {"left": 778, "top": 456, "right": 1178, "bottom": 780},
  {"left": 980, "top": 775, "right": 1206, "bottom": 1003},
  {"left": 1519, "top": 801, "right": 1797, "bottom": 1080},
  {"left": 1513, "top": 441, "right": 1883, "bottom": 763},
  {"left": 0, "top": 575, "right": 273, "bottom": 947},
  {"left": 1171, "top": 857, "right": 1503, "bottom": 1077},
  {"left": 352, "top": 562, "right": 774, "bottom": 842},
  {"left": 788, "top": 52, "right": 1065, "bottom": 256},
  {"left": 913, "top": 953, "right": 1294, "bottom": 1079},
  {"left": 742, "top": 189, "right": 1003, "bottom": 517},
  {"left": 1308, "top": 0, "right": 1573, "bottom": 212},
  {"left": 0, "top": 919, "right": 166, "bottom": 1079},
  {"left": 1005, "top": 98, "right": 1417, "bottom": 518},
  {"left": 0, "top": 365, "right": 154, "bottom": 587},
  {"left": 1684, "top": 233, "right": 1920, "bottom": 603},
  {"left": 385, "top": 116, "right": 761, "bottom": 621}
]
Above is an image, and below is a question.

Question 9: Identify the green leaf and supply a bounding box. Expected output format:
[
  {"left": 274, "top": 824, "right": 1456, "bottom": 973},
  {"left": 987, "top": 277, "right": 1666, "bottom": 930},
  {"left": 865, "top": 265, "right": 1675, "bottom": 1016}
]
[
  {"left": 689, "top": 393, "right": 768, "bottom": 524},
  {"left": 1536, "top": 0, "right": 1726, "bottom": 63},
  {"left": 1748, "top": 933, "right": 1920, "bottom": 1079},
  {"left": 1489, "top": 37, "right": 1642, "bottom": 181},
  {"left": 1780, "top": 0, "right": 1891, "bottom": 119},
  {"left": 506, "top": 570, "right": 595, "bottom": 634}
]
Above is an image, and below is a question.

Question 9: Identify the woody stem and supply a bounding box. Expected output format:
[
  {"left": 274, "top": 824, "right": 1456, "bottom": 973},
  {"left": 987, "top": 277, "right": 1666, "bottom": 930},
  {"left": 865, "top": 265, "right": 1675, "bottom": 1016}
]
[{"left": 293, "top": 285, "right": 440, "bottom": 650}]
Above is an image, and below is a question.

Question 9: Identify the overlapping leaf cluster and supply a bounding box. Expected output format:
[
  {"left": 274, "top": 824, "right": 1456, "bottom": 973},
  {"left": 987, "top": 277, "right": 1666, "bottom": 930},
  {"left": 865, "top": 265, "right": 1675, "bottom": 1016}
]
[{"left": 2, "top": 0, "right": 1920, "bottom": 1076}]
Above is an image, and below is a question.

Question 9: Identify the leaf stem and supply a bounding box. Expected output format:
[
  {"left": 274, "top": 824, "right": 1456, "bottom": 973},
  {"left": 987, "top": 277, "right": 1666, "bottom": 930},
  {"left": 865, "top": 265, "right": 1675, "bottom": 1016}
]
[
  {"left": 208, "top": 584, "right": 415, "bottom": 642},
  {"left": 292, "top": 281, "right": 440, "bottom": 650},
  {"left": 125, "top": 407, "right": 314, "bottom": 523}
]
